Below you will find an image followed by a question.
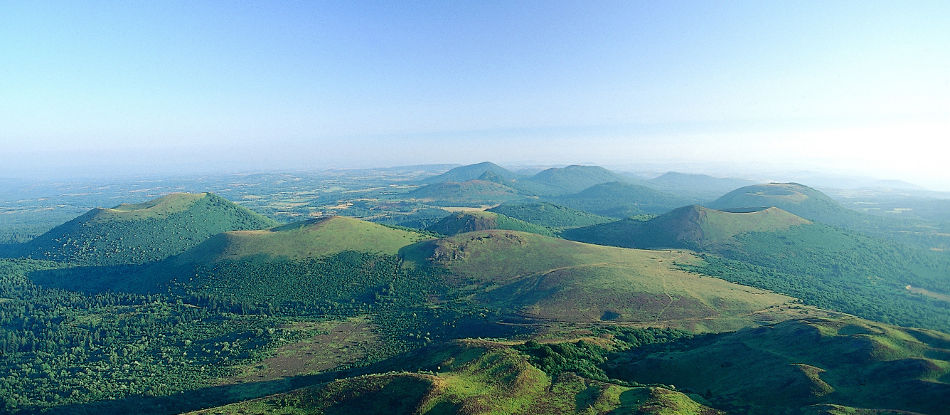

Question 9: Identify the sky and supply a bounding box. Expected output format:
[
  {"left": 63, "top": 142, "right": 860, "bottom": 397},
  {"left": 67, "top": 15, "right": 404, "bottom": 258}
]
[{"left": 2, "top": 1, "right": 949, "bottom": 188}]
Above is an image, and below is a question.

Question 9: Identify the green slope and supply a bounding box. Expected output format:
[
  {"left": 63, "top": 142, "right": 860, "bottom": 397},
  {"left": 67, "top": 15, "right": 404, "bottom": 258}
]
[
  {"left": 563, "top": 205, "right": 950, "bottom": 332},
  {"left": 425, "top": 211, "right": 556, "bottom": 236},
  {"left": 408, "top": 180, "right": 525, "bottom": 206},
  {"left": 563, "top": 205, "right": 811, "bottom": 249},
  {"left": 487, "top": 202, "right": 613, "bottom": 229},
  {"left": 709, "top": 182, "right": 864, "bottom": 227},
  {"left": 401, "top": 230, "right": 798, "bottom": 332},
  {"left": 521, "top": 165, "right": 633, "bottom": 195},
  {"left": 19, "top": 193, "right": 277, "bottom": 265},
  {"left": 423, "top": 162, "right": 521, "bottom": 184},
  {"left": 185, "top": 340, "right": 722, "bottom": 415},
  {"left": 608, "top": 316, "right": 950, "bottom": 414},
  {"left": 552, "top": 181, "right": 693, "bottom": 217},
  {"left": 178, "top": 215, "right": 428, "bottom": 262}
]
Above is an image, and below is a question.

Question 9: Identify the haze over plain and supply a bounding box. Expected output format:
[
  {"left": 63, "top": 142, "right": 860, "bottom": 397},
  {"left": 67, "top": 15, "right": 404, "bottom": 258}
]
[{"left": 2, "top": 1, "right": 949, "bottom": 189}]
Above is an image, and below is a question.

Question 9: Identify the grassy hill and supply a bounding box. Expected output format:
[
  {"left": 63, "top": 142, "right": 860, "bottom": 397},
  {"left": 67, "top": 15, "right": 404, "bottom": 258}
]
[
  {"left": 521, "top": 165, "right": 633, "bottom": 195},
  {"left": 186, "top": 340, "right": 722, "bottom": 415},
  {"left": 647, "top": 172, "right": 755, "bottom": 201},
  {"left": 423, "top": 162, "right": 520, "bottom": 184},
  {"left": 561, "top": 206, "right": 950, "bottom": 332},
  {"left": 487, "top": 201, "right": 613, "bottom": 229},
  {"left": 563, "top": 205, "right": 811, "bottom": 250},
  {"left": 178, "top": 215, "right": 428, "bottom": 262},
  {"left": 552, "top": 181, "right": 693, "bottom": 218},
  {"left": 608, "top": 316, "right": 950, "bottom": 414},
  {"left": 425, "top": 211, "right": 556, "bottom": 237},
  {"left": 401, "top": 230, "right": 799, "bottom": 332},
  {"left": 408, "top": 180, "right": 525, "bottom": 206},
  {"left": 19, "top": 193, "right": 277, "bottom": 265},
  {"left": 708, "top": 182, "right": 864, "bottom": 227}
]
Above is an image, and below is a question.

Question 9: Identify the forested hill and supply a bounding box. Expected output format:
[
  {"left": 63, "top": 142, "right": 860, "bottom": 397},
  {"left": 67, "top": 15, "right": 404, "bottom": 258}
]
[
  {"left": 18, "top": 192, "right": 277, "bottom": 265},
  {"left": 708, "top": 182, "right": 864, "bottom": 227}
]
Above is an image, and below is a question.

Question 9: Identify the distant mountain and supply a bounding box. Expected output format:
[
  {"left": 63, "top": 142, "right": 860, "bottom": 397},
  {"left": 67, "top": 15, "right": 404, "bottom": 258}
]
[
  {"left": 408, "top": 180, "right": 525, "bottom": 206},
  {"left": 425, "top": 211, "right": 555, "bottom": 236},
  {"left": 647, "top": 172, "right": 755, "bottom": 201},
  {"left": 521, "top": 165, "right": 632, "bottom": 195},
  {"left": 19, "top": 193, "right": 276, "bottom": 265},
  {"left": 552, "top": 181, "right": 692, "bottom": 218},
  {"left": 563, "top": 205, "right": 810, "bottom": 250},
  {"left": 423, "top": 162, "right": 520, "bottom": 184},
  {"left": 708, "top": 182, "right": 864, "bottom": 227},
  {"left": 487, "top": 202, "right": 612, "bottom": 229}
]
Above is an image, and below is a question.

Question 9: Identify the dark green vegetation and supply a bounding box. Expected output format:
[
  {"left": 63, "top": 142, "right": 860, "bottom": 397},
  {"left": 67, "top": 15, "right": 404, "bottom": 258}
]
[
  {"left": 487, "top": 201, "right": 613, "bottom": 229},
  {"left": 425, "top": 211, "right": 556, "bottom": 236},
  {"left": 17, "top": 193, "right": 277, "bottom": 266},
  {"left": 608, "top": 317, "right": 950, "bottom": 414},
  {"left": 187, "top": 339, "right": 723, "bottom": 415},
  {"left": 552, "top": 181, "right": 694, "bottom": 218},
  {"left": 3, "top": 167, "right": 950, "bottom": 414},
  {"left": 422, "top": 162, "right": 520, "bottom": 184},
  {"left": 408, "top": 179, "right": 525, "bottom": 206},
  {"left": 709, "top": 182, "right": 864, "bottom": 228},
  {"left": 565, "top": 205, "right": 950, "bottom": 333}
]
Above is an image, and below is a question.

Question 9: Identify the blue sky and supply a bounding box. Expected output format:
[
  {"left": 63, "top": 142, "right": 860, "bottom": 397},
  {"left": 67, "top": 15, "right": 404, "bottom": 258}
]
[{"left": 2, "top": 1, "right": 949, "bottom": 188}]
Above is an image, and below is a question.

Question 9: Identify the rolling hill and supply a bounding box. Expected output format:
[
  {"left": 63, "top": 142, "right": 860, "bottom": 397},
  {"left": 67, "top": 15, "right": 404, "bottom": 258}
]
[
  {"left": 647, "top": 172, "right": 756, "bottom": 201},
  {"left": 562, "top": 205, "right": 811, "bottom": 250},
  {"left": 423, "top": 162, "right": 520, "bottom": 184},
  {"left": 186, "top": 339, "right": 722, "bottom": 415},
  {"left": 708, "top": 182, "right": 863, "bottom": 227},
  {"left": 401, "top": 230, "right": 800, "bottom": 332},
  {"left": 487, "top": 201, "right": 613, "bottom": 229},
  {"left": 425, "top": 211, "right": 555, "bottom": 236},
  {"left": 408, "top": 179, "right": 525, "bottom": 206},
  {"left": 520, "top": 165, "right": 633, "bottom": 195},
  {"left": 608, "top": 316, "right": 950, "bottom": 414},
  {"left": 552, "top": 181, "right": 693, "bottom": 218},
  {"left": 18, "top": 193, "right": 277, "bottom": 265}
]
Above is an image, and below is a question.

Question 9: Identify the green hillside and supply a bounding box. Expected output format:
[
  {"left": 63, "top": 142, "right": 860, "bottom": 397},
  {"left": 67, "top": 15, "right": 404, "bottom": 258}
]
[
  {"left": 426, "top": 211, "right": 556, "bottom": 236},
  {"left": 522, "top": 165, "right": 632, "bottom": 195},
  {"left": 423, "top": 162, "right": 520, "bottom": 184},
  {"left": 487, "top": 201, "right": 613, "bottom": 229},
  {"left": 179, "top": 215, "right": 428, "bottom": 262},
  {"left": 19, "top": 193, "right": 277, "bottom": 265},
  {"left": 647, "top": 172, "right": 755, "bottom": 201},
  {"left": 563, "top": 205, "right": 811, "bottom": 249},
  {"left": 709, "top": 182, "right": 864, "bottom": 227},
  {"left": 562, "top": 206, "right": 950, "bottom": 332},
  {"left": 186, "top": 340, "right": 722, "bottom": 415},
  {"left": 402, "top": 230, "right": 799, "bottom": 332},
  {"left": 552, "top": 181, "right": 692, "bottom": 218},
  {"left": 608, "top": 316, "right": 950, "bottom": 414},
  {"left": 408, "top": 180, "right": 525, "bottom": 206}
]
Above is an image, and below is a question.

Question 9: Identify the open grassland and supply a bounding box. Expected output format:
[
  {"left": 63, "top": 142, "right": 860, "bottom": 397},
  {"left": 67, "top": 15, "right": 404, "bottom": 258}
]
[{"left": 402, "top": 230, "right": 798, "bottom": 333}]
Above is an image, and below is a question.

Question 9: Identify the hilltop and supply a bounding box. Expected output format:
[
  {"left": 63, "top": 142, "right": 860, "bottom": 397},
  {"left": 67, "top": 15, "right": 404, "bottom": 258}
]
[
  {"left": 520, "top": 165, "right": 633, "bottom": 195},
  {"left": 552, "top": 181, "right": 693, "bottom": 218},
  {"left": 608, "top": 316, "right": 950, "bottom": 414},
  {"left": 401, "top": 230, "right": 799, "bottom": 332},
  {"left": 487, "top": 201, "right": 613, "bottom": 229},
  {"left": 423, "top": 162, "right": 520, "bottom": 184},
  {"left": 563, "top": 205, "right": 810, "bottom": 250},
  {"left": 18, "top": 193, "right": 277, "bottom": 265},
  {"left": 647, "top": 172, "right": 755, "bottom": 201},
  {"left": 709, "top": 182, "right": 863, "bottom": 227},
  {"left": 425, "top": 211, "right": 555, "bottom": 236},
  {"left": 408, "top": 179, "right": 525, "bottom": 206}
]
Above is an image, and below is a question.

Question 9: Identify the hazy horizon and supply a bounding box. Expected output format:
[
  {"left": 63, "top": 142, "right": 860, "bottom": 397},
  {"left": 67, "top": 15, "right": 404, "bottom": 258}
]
[{"left": 4, "top": 2, "right": 949, "bottom": 189}]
